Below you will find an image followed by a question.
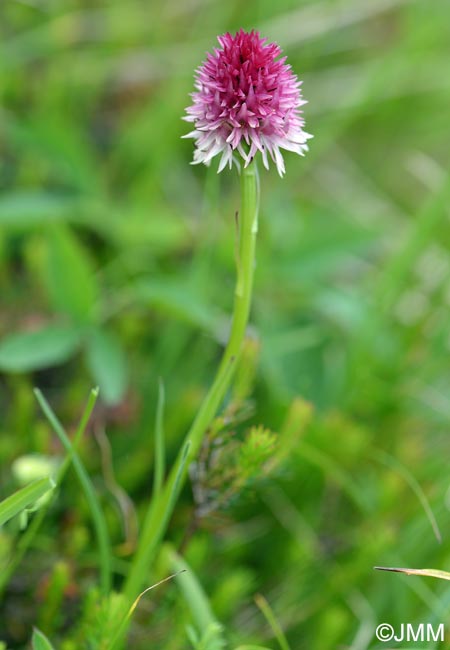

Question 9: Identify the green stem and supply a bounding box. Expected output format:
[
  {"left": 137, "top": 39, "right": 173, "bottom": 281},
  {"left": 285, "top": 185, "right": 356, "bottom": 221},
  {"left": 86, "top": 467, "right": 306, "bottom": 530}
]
[{"left": 124, "top": 161, "right": 259, "bottom": 605}]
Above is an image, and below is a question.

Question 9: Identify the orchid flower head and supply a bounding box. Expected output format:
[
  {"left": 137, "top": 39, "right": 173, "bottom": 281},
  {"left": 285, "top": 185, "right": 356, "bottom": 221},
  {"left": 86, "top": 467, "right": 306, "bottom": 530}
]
[{"left": 183, "top": 29, "right": 312, "bottom": 177}]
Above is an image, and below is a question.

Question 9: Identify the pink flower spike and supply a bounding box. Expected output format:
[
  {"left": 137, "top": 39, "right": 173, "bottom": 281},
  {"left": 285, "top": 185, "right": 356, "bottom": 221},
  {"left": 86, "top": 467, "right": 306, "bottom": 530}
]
[{"left": 183, "top": 29, "right": 312, "bottom": 177}]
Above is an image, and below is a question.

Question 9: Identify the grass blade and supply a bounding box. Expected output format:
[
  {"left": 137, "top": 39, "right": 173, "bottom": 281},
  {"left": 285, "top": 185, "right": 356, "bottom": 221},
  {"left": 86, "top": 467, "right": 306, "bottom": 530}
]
[
  {"left": 32, "top": 627, "right": 55, "bottom": 650},
  {"left": 255, "top": 594, "right": 291, "bottom": 650},
  {"left": 108, "top": 571, "right": 185, "bottom": 650},
  {"left": 0, "top": 388, "right": 99, "bottom": 596},
  {"left": 375, "top": 567, "right": 450, "bottom": 581},
  {"left": 373, "top": 450, "right": 442, "bottom": 543},
  {"left": 0, "top": 477, "right": 55, "bottom": 527},
  {"left": 57, "top": 387, "right": 100, "bottom": 482},
  {"left": 34, "top": 388, "right": 112, "bottom": 594},
  {"left": 116, "top": 441, "right": 191, "bottom": 646},
  {"left": 153, "top": 378, "right": 166, "bottom": 496},
  {"left": 168, "top": 547, "right": 218, "bottom": 632}
]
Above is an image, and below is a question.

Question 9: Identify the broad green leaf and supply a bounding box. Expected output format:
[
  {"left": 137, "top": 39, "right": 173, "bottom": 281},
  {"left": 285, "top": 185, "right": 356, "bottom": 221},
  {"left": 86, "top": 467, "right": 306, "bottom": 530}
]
[
  {"left": 45, "top": 226, "right": 98, "bottom": 323},
  {"left": 115, "top": 206, "right": 188, "bottom": 251},
  {"left": 85, "top": 328, "right": 128, "bottom": 405},
  {"left": 3, "top": 112, "right": 99, "bottom": 193},
  {"left": 0, "top": 192, "right": 77, "bottom": 227},
  {"left": 0, "top": 191, "right": 117, "bottom": 235},
  {"left": 0, "top": 477, "right": 55, "bottom": 527},
  {"left": 0, "top": 325, "right": 81, "bottom": 372},
  {"left": 132, "top": 279, "right": 220, "bottom": 332},
  {"left": 234, "top": 647, "right": 274, "bottom": 650},
  {"left": 32, "top": 627, "right": 55, "bottom": 650}
]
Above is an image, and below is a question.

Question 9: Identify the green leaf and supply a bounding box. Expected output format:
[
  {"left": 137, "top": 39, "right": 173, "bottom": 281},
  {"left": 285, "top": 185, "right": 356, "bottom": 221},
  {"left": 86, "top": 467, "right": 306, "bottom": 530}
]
[
  {"left": 85, "top": 328, "right": 128, "bottom": 405},
  {"left": 0, "top": 192, "right": 77, "bottom": 227},
  {"left": 187, "top": 622, "right": 226, "bottom": 650},
  {"left": 3, "top": 112, "right": 100, "bottom": 193},
  {"left": 132, "top": 278, "right": 220, "bottom": 332},
  {"left": 32, "top": 627, "right": 55, "bottom": 650},
  {"left": 45, "top": 225, "right": 98, "bottom": 323},
  {"left": 0, "top": 325, "right": 81, "bottom": 372},
  {"left": 234, "top": 647, "right": 274, "bottom": 650},
  {"left": 0, "top": 477, "right": 55, "bottom": 527}
]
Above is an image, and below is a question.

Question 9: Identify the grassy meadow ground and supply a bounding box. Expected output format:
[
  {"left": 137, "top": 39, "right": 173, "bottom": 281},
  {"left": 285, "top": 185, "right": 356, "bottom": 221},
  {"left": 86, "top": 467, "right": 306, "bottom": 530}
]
[{"left": 0, "top": 0, "right": 450, "bottom": 648}]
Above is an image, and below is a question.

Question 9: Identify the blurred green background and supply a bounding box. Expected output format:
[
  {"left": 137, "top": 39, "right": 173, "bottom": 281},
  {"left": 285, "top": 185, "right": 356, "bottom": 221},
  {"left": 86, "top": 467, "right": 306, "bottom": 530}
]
[{"left": 1, "top": 0, "right": 450, "bottom": 648}]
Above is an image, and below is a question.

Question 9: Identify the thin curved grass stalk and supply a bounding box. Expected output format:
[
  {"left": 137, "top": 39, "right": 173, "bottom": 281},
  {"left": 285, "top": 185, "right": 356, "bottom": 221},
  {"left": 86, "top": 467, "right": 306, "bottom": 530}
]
[
  {"left": 373, "top": 449, "right": 442, "bottom": 543},
  {"left": 112, "top": 441, "right": 191, "bottom": 648},
  {"left": 34, "top": 388, "right": 111, "bottom": 595},
  {"left": 108, "top": 570, "right": 186, "bottom": 650},
  {"left": 254, "top": 594, "right": 291, "bottom": 650}
]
